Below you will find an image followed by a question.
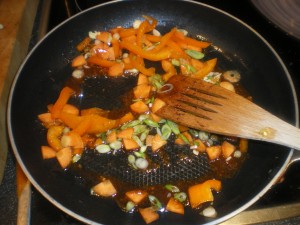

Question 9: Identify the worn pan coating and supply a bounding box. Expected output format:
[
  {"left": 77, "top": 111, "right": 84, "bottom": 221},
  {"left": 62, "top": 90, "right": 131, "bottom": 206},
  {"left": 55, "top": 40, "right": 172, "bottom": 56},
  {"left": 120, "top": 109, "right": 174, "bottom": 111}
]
[{"left": 7, "top": 0, "right": 298, "bottom": 224}]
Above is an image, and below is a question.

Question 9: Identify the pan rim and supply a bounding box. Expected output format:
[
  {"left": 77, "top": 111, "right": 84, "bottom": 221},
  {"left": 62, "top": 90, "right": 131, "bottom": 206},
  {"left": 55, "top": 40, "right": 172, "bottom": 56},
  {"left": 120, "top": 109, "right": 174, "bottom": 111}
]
[{"left": 7, "top": 0, "right": 298, "bottom": 224}]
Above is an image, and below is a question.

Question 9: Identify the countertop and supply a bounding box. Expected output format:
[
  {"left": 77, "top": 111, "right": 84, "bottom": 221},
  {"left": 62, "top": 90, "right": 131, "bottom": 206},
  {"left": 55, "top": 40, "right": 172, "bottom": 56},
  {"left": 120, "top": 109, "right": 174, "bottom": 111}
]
[{"left": 0, "top": 0, "right": 40, "bottom": 182}]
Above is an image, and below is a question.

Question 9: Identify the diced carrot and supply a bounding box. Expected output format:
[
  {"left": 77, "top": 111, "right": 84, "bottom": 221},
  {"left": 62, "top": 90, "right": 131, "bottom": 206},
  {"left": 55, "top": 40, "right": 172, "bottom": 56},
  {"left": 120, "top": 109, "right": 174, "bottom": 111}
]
[
  {"left": 41, "top": 146, "right": 56, "bottom": 159},
  {"left": 150, "top": 113, "right": 162, "bottom": 123},
  {"left": 71, "top": 55, "right": 86, "bottom": 67},
  {"left": 125, "top": 189, "right": 148, "bottom": 204},
  {"left": 51, "top": 86, "right": 75, "bottom": 119},
  {"left": 206, "top": 179, "right": 222, "bottom": 192},
  {"left": 151, "top": 134, "right": 167, "bottom": 152},
  {"left": 175, "top": 131, "right": 193, "bottom": 145},
  {"left": 108, "top": 62, "right": 124, "bottom": 76},
  {"left": 76, "top": 37, "right": 91, "bottom": 52},
  {"left": 206, "top": 145, "right": 221, "bottom": 160},
  {"left": 106, "top": 130, "right": 117, "bottom": 144},
  {"left": 116, "top": 112, "right": 135, "bottom": 126},
  {"left": 96, "top": 31, "right": 112, "bottom": 44},
  {"left": 80, "top": 107, "right": 110, "bottom": 117},
  {"left": 38, "top": 112, "right": 56, "bottom": 127},
  {"left": 139, "top": 207, "right": 159, "bottom": 224},
  {"left": 61, "top": 131, "right": 84, "bottom": 149},
  {"left": 123, "top": 138, "right": 139, "bottom": 150},
  {"left": 151, "top": 98, "right": 166, "bottom": 113},
  {"left": 56, "top": 147, "right": 72, "bottom": 169},
  {"left": 239, "top": 138, "right": 248, "bottom": 153},
  {"left": 95, "top": 137, "right": 103, "bottom": 146},
  {"left": 111, "top": 38, "right": 121, "bottom": 58},
  {"left": 190, "top": 58, "right": 217, "bottom": 79},
  {"left": 47, "top": 125, "right": 64, "bottom": 151},
  {"left": 92, "top": 179, "right": 117, "bottom": 197},
  {"left": 188, "top": 180, "right": 213, "bottom": 208},
  {"left": 166, "top": 197, "right": 184, "bottom": 215},
  {"left": 190, "top": 58, "right": 204, "bottom": 71},
  {"left": 81, "top": 134, "right": 96, "bottom": 148},
  {"left": 194, "top": 139, "right": 206, "bottom": 152},
  {"left": 73, "top": 148, "right": 84, "bottom": 155},
  {"left": 145, "top": 135, "right": 154, "bottom": 147},
  {"left": 133, "top": 84, "right": 152, "bottom": 99},
  {"left": 221, "top": 141, "right": 236, "bottom": 158},
  {"left": 130, "top": 101, "right": 149, "bottom": 114},
  {"left": 137, "top": 73, "right": 149, "bottom": 85},
  {"left": 117, "top": 127, "right": 134, "bottom": 139}
]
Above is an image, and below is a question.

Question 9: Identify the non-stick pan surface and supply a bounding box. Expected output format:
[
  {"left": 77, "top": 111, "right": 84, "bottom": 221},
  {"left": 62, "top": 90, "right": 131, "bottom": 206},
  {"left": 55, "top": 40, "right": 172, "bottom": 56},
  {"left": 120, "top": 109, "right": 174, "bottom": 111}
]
[{"left": 8, "top": 0, "right": 298, "bottom": 224}]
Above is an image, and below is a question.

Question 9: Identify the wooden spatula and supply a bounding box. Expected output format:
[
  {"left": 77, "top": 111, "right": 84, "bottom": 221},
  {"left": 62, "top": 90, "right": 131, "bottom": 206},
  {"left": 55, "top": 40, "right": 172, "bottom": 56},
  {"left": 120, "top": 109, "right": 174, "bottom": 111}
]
[{"left": 156, "top": 75, "right": 300, "bottom": 150}]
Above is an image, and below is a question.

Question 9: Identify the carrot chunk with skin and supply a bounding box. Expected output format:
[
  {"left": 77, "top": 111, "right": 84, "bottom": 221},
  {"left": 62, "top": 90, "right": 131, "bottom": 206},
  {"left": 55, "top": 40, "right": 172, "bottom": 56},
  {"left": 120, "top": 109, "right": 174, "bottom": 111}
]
[
  {"left": 206, "top": 145, "right": 221, "bottom": 160},
  {"left": 92, "top": 179, "right": 117, "bottom": 197},
  {"left": 166, "top": 197, "right": 184, "bottom": 215},
  {"left": 137, "top": 73, "right": 149, "bottom": 85},
  {"left": 123, "top": 138, "right": 139, "bottom": 150},
  {"left": 151, "top": 134, "right": 167, "bottom": 152},
  {"left": 130, "top": 101, "right": 149, "bottom": 114},
  {"left": 51, "top": 86, "right": 75, "bottom": 119},
  {"left": 222, "top": 141, "right": 236, "bottom": 158},
  {"left": 106, "top": 130, "right": 117, "bottom": 144},
  {"left": 125, "top": 189, "right": 148, "bottom": 204},
  {"left": 71, "top": 55, "right": 86, "bottom": 67},
  {"left": 116, "top": 112, "right": 135, "bottom": 126},
  {"left": 41, "top": 146, "right": 56, "bottom": 159},
  {"left": 108, "top": 62, "right": 124, "bottom": 76},
  {"left": 151, "top": 98, "right": 166, "bottom": 113},
  {"left": 61, "top": 131, "right": 84, "bottom": 149},
  {"left": 133, "top": 84, "right": 152, "bottom": 99},
  {"left": 188, "top": 180, "right": 215, "bottom": 208},
  {"left": 117, "top": 127, "right": 134, "bottom": 139},
  {"left": 47, "top": 125, "right": 64, "bottom": 151},
  {"left": 139, "top": 207, "right": 159, "bottom": 224},
  {"left": 38, "top": 112, "right": 57, "bottom": 128},
  {"left": 56, "top": 147, "right": 72, "bottom": 169}
]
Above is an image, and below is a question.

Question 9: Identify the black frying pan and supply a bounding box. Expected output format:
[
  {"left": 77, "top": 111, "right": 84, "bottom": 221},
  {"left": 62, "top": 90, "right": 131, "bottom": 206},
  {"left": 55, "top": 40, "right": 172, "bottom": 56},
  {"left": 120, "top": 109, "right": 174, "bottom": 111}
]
[{"left": 7, "top": 0, "right": 298, "bottom": 224}]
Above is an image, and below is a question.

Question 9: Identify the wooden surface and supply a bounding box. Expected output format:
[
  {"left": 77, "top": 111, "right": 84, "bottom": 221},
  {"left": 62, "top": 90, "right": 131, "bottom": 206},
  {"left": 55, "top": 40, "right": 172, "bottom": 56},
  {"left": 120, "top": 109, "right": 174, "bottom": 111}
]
[{"left": 0, "top": 0, "right": 40, "bottom": 182}]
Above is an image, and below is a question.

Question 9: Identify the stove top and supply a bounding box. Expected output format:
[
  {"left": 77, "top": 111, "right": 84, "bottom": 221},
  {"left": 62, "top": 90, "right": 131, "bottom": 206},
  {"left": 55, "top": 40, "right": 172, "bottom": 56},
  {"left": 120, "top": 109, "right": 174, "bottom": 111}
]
[{"left": 1, "top": 0, "right": 300, "bottom": 224}]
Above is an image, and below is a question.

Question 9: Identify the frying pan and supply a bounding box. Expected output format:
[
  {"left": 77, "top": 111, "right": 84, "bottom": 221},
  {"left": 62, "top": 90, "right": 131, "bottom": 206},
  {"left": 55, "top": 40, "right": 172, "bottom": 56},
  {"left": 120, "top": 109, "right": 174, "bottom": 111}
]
[{"left": 7, "top": 0, "right": 299, "bottom": 224}]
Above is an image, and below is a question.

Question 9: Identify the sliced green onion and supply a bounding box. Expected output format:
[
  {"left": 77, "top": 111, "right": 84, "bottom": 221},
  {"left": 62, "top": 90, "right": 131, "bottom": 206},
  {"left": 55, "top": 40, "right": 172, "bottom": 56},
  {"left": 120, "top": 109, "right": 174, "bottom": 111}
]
[
  {"left": 133, "top": 125, "right": 148, "bottom": 134},
  {"left": 187, "top": 64, "right": 197, "bottom": 73},
  {"left": 189, "top": 129, "right": 199, "bottom": 138},
  {"left": 72, "top": 154, "right": 81, "bottom": 163},
  {"left": 143, "top": 119, "right": 159, "bottom": 128},
  {"left": 121, "top": 120, "right": 141, "bottom": 129},
  {"left": 148, "top": 195, "right": 162, "bottom": 210},
  {"left": 138, "top": 114, "right": 149, "bottom": 121},
  {"left": 96, "top": 144, "right": 111, "bottom": 153},
  {"left": 185, "top": 49, "right": 205, "bottom": 59},
  {"left": 166, "top": 120, "right": 180, "bottom": 135},
  {"left": 140, "top": 130, "right": 150, "bottom": 142},
  {"left": 199, "top": 131, "right": 209, "bottom": 141},
  {"left": 132, "top": 135, "right": 144, "bottom": 147},
  {"left": 128, "top": 154, "right": 136, "bottom": 164},
  {"left": 179, "top": 133, "right": 190, "bottom": 144},
  {"left": 156, "top": 127, "right": 162, "bottom": 136},
  {"left": 134, "top": 151, "right": 145, "bottom": 158},
  {"left": 135, "top": 157, "right": 149, "bottom": 169},
  {"left": 174, "top": 192, "right": 187, "bottom": 202},
  {"left": 164, "top": 184, "right": 180, "bottom": 193},
  {"left": 171, "top": 58, "right": 180, "bottom": 66},
  {"left": 161, "top": 124, "right": 172, "bottom": 140},
  {"left": 125, "top": 201, "right": 135, "bottom": 212},
  {"left": 109, "top": 140, "right": 122, "bottom": 150},
  {"left": 140, "top": 145, "right": 147, "bottom": 153}
]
